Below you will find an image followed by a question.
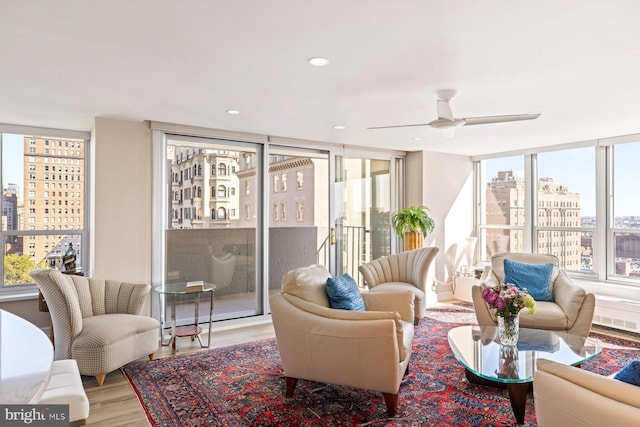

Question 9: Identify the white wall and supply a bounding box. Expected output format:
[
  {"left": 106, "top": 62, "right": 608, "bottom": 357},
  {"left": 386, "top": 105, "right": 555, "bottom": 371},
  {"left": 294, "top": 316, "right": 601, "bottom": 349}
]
[
  {"left": 91, "top": 118, "right": 152, "bottom": 282},
  {"left": 406, "top": 151, "right": 474, "bottom": 301}
]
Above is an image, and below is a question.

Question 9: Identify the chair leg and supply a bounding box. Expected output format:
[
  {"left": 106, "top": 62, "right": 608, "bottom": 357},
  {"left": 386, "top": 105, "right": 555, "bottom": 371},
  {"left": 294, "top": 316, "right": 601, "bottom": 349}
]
[
  {"left": 414, "top": 318, "right": 420, "bottom": 326},
  {"left": 382, "top": 393, "right": 398, "bottom": 417},
  {"left": 285, "top": 377, "right": 298, "bottom": 397},
  {"left": 148, "top": 353, "right": 155, "bottom": 361},
  {"left": 95, "top": 374, "right": 106, "bottom": 386}
]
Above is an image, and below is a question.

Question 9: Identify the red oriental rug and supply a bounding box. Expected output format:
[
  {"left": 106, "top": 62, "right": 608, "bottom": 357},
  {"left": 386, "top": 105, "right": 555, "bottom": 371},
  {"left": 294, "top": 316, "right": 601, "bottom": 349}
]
[{"left": 123, "top": 303, "right": 640, "bottom": 426}]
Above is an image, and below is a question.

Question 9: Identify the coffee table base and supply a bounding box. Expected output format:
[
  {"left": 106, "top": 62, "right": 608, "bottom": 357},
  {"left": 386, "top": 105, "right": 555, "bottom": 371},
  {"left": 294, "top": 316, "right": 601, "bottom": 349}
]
[{"left": 464, "top": 369, "right": 532, "bottom": 425}]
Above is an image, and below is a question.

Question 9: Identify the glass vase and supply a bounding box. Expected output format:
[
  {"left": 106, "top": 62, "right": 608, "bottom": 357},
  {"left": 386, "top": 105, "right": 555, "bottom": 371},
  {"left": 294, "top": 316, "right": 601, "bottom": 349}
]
[{"left": 498, "top": 314, "right": 519, "bottom": 345}]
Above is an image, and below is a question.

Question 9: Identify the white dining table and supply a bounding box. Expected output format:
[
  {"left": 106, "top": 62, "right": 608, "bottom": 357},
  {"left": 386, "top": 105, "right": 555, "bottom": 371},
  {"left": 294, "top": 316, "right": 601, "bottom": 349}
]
[{"left": 0, "top": 308, "right": 54, "bottom": 404}]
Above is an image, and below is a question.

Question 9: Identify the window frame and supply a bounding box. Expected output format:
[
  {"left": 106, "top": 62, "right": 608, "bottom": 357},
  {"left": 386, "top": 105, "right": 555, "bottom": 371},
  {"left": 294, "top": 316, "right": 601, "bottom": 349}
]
[
  {"left": 0, "top": 124, "right": 90, "bottom": 293},
  {"left": 474, "top": 136, "right": 640, "bottom": 286}
]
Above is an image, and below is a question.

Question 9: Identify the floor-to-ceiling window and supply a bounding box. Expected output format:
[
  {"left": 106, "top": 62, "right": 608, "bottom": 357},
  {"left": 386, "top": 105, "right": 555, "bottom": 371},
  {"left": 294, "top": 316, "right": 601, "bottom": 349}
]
[
  {"left": 153, "top": 125, "right": 406, "bottom": 324},
  {"left": 477, "top": 155, "right": 525, "bottom": 261},
  {"left": 156, "top": 133, "right": 262, "bottom": 323},
  {"left": 267, "top": 147, "right": 330, "bottom": 298},
  {"left": 0, "top": 126, "right": 89, "bottom": 291},
  {"left": 475, "top": 135, "right": 640, "bottom": 287},
  {"left": 334, "top": 156, "right": 395, "bottom": 283}
]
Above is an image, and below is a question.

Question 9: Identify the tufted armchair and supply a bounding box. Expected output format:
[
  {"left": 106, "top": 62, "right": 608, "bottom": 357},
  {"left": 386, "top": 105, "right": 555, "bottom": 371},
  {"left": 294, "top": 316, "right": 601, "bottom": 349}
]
[
  {"left": 31, "top": 269, "right": 159, "bottom": 385},
  {"left": 472, "top": 253, "right": 595, "bottom": 337},
  {"left": 270, "top": 264, "right": 415, "bottom": 417},
  {"left": 358, "top": 247, "right": 439, "bottom": 324}
]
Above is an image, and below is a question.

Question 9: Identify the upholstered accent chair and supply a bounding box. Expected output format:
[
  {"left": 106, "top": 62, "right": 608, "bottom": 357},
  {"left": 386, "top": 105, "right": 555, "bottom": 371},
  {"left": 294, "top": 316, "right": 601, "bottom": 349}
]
[
  {"left": 471, "top": 253, "right": 595, "bottom": 337},
  {"left": 534, "top": 358, "right": 640, "bottom": 426},
  {"left": 270, "top": 264, "right": 415, "bottom": 417},
  {"left": 31, "top": 269, "right": 159, "bottom": 385},
  {"left": 358, "top": 247, "right": 439, "bottom": 324}
]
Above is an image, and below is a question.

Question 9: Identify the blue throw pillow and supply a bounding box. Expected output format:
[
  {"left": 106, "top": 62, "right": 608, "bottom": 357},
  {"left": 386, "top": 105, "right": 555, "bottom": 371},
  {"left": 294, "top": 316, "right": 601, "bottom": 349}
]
[
  {"left": 503, "top": 258, "right": 554, "bottom": 302},
  {"left": 614, "top": 360, "right": 640, "bottom": 386},
  {"left": 326, "top": 274, "right": 366, "bottom": 311}
]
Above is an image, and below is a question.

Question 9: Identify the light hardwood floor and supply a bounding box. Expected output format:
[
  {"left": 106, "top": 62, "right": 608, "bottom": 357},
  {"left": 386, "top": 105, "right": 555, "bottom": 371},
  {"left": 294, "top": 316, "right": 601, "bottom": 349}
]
[{"left": 82, "top": 322, "right": 276, "bottom": 426}]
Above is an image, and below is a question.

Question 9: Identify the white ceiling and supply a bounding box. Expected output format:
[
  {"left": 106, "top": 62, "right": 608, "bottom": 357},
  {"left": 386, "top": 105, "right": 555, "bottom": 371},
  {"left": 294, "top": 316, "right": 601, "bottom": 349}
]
[{"left": 2, "top": 0, "right": 640, "bottom": 156}]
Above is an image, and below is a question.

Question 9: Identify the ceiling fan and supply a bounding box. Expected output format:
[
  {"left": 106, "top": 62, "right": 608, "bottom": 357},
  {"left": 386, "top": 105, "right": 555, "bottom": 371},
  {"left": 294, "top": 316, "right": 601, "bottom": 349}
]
[{"left": 368, "top": 89, "right": 541, "bottom": 138}]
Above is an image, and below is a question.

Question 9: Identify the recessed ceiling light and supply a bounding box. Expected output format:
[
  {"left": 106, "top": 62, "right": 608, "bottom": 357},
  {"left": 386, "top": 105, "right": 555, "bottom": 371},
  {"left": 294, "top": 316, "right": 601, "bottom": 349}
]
[
  {"left": 412, "top": 137, "right": 422, "bottom": 141},
  {"left": 308, "top": 57, "right": 330, "bottom": 67},
  {"left": 333, "top": 125, "right": 346, "bottom": 130},
  {"left": 226, "top": 110, "right": 240, "bottom": 115}
]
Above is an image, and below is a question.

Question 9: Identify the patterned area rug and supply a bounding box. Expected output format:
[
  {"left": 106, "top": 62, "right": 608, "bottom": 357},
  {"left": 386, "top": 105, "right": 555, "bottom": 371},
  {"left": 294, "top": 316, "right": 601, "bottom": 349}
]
[{"left": 123, "top": 303, "right": 640, "bottom": 426}]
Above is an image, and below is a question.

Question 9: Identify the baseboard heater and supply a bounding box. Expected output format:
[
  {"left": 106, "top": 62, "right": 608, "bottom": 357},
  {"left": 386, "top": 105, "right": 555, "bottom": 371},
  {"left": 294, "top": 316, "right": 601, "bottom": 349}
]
[{"left": 592, "top": 297, "right": 640, "bottom": 333}]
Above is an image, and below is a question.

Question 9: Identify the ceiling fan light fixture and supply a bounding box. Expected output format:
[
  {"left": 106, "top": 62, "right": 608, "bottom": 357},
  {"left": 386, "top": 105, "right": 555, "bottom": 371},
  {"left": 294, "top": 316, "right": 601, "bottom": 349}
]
[{"left": 308, "top": 57, "right": 329, "bottom": 67}]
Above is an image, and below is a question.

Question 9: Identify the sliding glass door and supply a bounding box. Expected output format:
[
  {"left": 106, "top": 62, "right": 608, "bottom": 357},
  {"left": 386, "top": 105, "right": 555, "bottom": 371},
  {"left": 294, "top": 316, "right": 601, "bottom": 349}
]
[
  {"left": 267, "top": 147, "right": 330, "bottom": 300},
  {"left": 334, "top": 156, "right": 394, "bottom": 283},
  {"left": 153, "top": 128, "right": 404, "bottom": 324},
  {"left": 162, "top": 135, "right": 262, "bottom": 322}
]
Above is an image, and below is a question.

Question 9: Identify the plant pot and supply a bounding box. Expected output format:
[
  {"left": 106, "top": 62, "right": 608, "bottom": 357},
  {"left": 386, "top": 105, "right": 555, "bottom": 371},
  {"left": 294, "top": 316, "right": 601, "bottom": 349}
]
[{"left": 403, "top": 231, "right": 423, "bottom": 251}]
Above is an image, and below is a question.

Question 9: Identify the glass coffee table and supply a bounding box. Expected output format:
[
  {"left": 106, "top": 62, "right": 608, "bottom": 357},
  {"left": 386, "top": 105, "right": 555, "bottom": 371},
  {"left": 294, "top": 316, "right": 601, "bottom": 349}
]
[{"left": 448, "top": 325, "right": 602, "bottom": 425}]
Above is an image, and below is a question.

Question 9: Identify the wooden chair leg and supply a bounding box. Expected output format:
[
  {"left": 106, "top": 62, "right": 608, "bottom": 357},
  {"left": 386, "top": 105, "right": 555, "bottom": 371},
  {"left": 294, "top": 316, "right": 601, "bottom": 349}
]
[
  {"left": 95, "top": 374, "right": 106, "bottom": 386},
  {"left": 382, "top": 392, "right": 398, "bottom": 417},
  {"left": 414, "top": 318, "right": 420, "bottom": 325},
  {"left": 285, "top": 377, "right": 298, "bottom": 397},
  {"left": 148, "top": 353, "right": 155, "bottom": 361}
]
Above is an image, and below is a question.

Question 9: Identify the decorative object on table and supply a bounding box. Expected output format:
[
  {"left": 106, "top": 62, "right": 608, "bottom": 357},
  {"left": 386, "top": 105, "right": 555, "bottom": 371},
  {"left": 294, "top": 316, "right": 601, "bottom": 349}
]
[
  {"left": 391, "top": 205, "right": 435, "bottom": 250},
  {"left": 496, "top": 344, "right": 519, "bottom": 379},
  {"left": 481, "top": 282, "right": 535, "bottom": 345},
  {"left": 62, "top": 243, "right": 76, "bottom": 271},
  {"left": 186, "top": 280, "right": 204, "bottom": 292}
]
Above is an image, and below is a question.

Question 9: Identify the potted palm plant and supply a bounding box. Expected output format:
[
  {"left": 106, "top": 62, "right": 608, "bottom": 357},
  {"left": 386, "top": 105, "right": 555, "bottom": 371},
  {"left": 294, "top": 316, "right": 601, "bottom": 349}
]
[{"left": 392, "top": 205, "right": 435, "bottom": 251}]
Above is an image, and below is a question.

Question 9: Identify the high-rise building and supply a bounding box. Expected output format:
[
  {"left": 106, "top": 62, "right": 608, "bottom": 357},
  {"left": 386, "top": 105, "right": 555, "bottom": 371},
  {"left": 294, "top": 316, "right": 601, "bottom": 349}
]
[
  {"left": 2, "top": 183, "right": 22, "bottom": 254},
  {"left": 22, "top": 136, "right": 84, "bottom": 267},
  {"left": 485, "top": 170, "right": 581, "bottom": 269}
]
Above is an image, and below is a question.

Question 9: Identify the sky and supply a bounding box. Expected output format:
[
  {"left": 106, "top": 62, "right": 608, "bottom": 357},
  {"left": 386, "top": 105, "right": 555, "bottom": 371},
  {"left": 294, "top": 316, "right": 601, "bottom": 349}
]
[{"left": 2, "top": 133, "right": 24, "bottom": 198}]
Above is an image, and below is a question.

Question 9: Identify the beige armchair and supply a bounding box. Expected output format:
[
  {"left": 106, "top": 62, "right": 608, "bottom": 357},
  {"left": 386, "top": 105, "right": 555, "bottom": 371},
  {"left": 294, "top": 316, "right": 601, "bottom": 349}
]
[
  {"left": 31, "top": 269, "right": 160, "bottom": 385},
  {"left": 270, "top": 264, "right": 415, "bottom": 417},
  {"left": 534, "top": 359, "right": 640, "bottom": 426},
  {"left": 358, "top": 247, "right": 439, "bottom": 324},
  {"left": 472, "top": 253, "right": 595, "bottom": 337}
]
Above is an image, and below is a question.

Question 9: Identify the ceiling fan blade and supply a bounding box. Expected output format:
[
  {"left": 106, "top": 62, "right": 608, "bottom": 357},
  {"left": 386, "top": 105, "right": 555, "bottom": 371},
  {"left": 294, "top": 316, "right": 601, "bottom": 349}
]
[
  {"left": 436, "top": 99, "right": 454, "bottom": 121},
  {"left": 462, "top": 112, "right": 541, "bottom": 126},
  {"left": 367, "top": 123, "right": 431, "bottom": 130}
]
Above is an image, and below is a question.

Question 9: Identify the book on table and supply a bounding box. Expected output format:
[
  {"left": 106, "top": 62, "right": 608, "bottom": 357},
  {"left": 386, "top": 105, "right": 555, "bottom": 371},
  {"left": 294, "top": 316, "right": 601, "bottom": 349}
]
[{"left": 186, "top": 281, "right": 204, "bottom": 292}]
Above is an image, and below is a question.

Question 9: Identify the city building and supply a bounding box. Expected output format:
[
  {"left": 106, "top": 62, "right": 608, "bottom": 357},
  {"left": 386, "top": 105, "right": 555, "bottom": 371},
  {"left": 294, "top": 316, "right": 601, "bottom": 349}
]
[
  {"left": 2, "top": 183, "right": 21, "bottom": 254},
  {"left": 22, "top": 136, "right": 84, "bottom": 268},
  {"left": 485, "top": 170, "right": 581, "bottom": 269}
]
